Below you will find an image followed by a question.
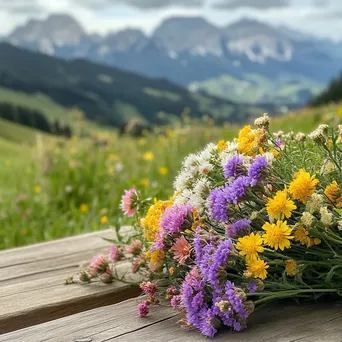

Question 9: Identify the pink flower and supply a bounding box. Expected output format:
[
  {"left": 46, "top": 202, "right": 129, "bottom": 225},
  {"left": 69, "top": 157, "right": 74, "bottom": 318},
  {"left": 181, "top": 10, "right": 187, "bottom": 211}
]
[
  {"left": 132, "top": 257, "right": 144, "bottom": 273},
  {"left": 171, "top": 236, "right": 191, "bottom": 265},
  {"left": 101, "top": 267, "right": 114, "bottom": 284},
  {"left": 120, "top": 188, "right": 138, "bottom": 217},
  {"left": 139, "top": 281, "right": 157, "bottom": 297},
  {"left": 109, "top": 245, "right": 122, "bottom": 262},
  {"left": 89, "top": 254, "right": 108, "bottom": 276},
  {"left": 170, "top": 295, "right": 182, "bottom": 310},
  {"left": 126, "top": 240, "right": 142, "bottom": 255},
  {"left": 138, "top": 300, "right": 150, "bottom": 317}
]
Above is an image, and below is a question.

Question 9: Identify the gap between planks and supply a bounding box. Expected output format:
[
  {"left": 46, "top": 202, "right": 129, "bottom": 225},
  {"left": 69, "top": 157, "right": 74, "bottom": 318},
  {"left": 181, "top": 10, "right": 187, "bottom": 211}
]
[{"left": 1, "top": 298, "right": 342, "bottom": 342}]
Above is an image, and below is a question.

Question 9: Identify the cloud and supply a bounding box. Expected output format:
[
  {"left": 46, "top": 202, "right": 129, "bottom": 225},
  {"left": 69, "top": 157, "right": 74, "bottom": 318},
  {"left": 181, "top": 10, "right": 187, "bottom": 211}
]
[
  {"left": 74, "top": 0, "right": 204, "bottom": 10},
  {"left": 0, "top": 0, "right": 43, "bottom": 14},
  {"left": 213, "top": 0, "right": 291, "bottom": 10}
]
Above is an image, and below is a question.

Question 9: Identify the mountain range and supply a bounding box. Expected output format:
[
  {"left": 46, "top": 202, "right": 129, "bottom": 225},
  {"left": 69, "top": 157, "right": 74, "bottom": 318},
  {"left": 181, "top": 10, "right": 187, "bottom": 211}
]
[
  {"left": 5, "top": 14, "right": 342, "bottom": 106},
  {"left": 0, "top": 42, "right": 273, "bottom": 128}
]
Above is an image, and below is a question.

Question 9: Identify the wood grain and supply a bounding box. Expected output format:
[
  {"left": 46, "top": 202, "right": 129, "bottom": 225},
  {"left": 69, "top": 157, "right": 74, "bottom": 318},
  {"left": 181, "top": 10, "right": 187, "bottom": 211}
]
[
  {"left": 0, "top": 227, "right": 140, "bottom": 334},
  {"left": 1, "top": 298, "right": 341, "bottom": 342}
]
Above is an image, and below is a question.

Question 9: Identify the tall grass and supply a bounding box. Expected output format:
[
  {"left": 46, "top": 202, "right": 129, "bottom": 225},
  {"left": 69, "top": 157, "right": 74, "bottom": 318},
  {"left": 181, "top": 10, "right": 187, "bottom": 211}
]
[{"left": 0, "top": 103, "right": 341, "bottom": 249}]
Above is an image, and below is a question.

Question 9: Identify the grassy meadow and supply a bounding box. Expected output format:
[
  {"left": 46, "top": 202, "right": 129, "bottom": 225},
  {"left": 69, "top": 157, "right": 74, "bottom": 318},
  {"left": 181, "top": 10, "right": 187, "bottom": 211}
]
[{"left": 0, "top": 103, "right": 341, "bottom": 250}]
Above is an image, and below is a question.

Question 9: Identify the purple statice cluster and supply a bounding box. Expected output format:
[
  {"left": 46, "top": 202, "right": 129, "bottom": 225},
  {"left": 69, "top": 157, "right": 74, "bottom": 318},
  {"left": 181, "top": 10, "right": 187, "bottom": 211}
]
[
  {"left": 209, "top": 176, "right": 250, "bottom": 222},
  {"left": 161, "top": 204, "right": 193, "bottom": 234},
  {"left": 248, "top": 155, "right": 268, "bottom": 186},
  {"left": 179, "top": 230, "right": 252, "bottom": 337},
  {"left": 224, "top": 155, "right": 245, "bottom": 179},
  {"left": 226, "top": 219, "right": 251, "bottom": 238},
  {"left": 209, "top": 155, "right": 268, "bottom": 223}
]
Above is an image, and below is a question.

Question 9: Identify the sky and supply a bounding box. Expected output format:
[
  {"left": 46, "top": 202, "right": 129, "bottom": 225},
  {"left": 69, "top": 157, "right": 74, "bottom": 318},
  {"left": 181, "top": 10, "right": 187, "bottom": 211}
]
[{"left": 0, "top": 0, "right": 342, "bottom": 40}]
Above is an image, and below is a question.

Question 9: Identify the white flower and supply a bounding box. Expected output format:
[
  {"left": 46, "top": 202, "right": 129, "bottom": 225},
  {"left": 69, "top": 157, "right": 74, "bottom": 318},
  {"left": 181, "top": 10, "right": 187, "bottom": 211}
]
[
  {"left": 295, "top": 132, "right": 306, "bottom": 142},
  {"left": 320, "top": 207, "right": 333, "bottom": 227},
  {"left": 174, "top": 171, "right": 190, "bottom": 190},
  {"left": 189, "top": 193, "right": 206, "bottom": 213},
  {"left": 183, "top": 154, "right": 198, "bottom": 169},
  {"left": 338, "top": 125, "right": 342, "bottom": 137},
  {"left": 301, "top": 212, "right": 314, "bottom": 227},
  {"left": 306, "top": 193, "right": 323, "bottom": 214},
  {"left": 338, "top": 220, "right": 342, "bottom": 231},
  {"left": 254, "top": 113, "right": 270, "bottom": 128},
  {"left": 320, "top": 160, "right": 336, "bottom": 174},
  {"left": 199, "top": 161, "right": 213, "bottom": 175}
]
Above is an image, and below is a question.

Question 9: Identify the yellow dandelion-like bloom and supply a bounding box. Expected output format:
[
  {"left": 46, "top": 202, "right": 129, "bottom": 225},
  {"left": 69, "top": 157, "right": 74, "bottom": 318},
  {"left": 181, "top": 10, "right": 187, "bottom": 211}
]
[
  {"left": 34, "top": 185, "right": 42, "bottom": 194},
  {"left": 80, "top": 203, "right": 89, "bottom": 213},
  {"left": 145, "top": 250, "right": 165, "bottom": 265},
  {"left": 159, "top": 166, "right": 168, "bottom": 176},
  {"left": 289, "top": 169, "right": 319, "bottom": 203},
  {"left": 266, "top": 189, "right": 297, "bottom": 220},
  {"left": 294, "top": 226, "right": 312, "bottom": 247},
  {"left": 236, "top": 232, "right": 264, "bottom": 261},
  {"left": 324, "top": 181, "right": 339, "bottom": 202},
  {"left": 100, "top": 215, "right": 108, "bottom": 224},
  {"left": 169, "top": 267, "right": 175, "bottom": 275},
  {"left": 262, "top": 221, "right": 294, "bottom": 251},
  {"left": 246, "top": 258, "right": 269, "bottom": 280},
  {"left": 324, "top": 181, "right": 342, "bottom": 207},
  {"left": 217, "top": 140, "right": 228, "bottom": 152},
  {"left": 285, "top": 259, "right": 297, "bottom": 276},
  {"left": 236, "top": 125, "right": 260, "bottom": 156},
  {"left": 141, "top": 198, "right": 174, "bottom": 241},
  {"left": 143, "top": 152, "right": 154, "bottom": 161}
]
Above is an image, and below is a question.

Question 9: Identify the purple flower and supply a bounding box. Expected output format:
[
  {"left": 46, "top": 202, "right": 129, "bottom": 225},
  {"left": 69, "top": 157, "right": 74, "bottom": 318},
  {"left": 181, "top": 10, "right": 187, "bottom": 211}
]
[
  {"left": 247, "top": 282, "right": 258, "bottom": 294},
  {"left": 248, "top": 155, "right": 268, "bottom": 187},
  {"left": 224, "top": 155, "right": 244, "bottom": 179},
  {"left": 276, "top": 138, "right": 284, "bottom": 148},
  {"left": 150, "top": 230, "right": 165, "bottom": 252},
  {"left": 227, "top": 176, "right": 250, "bottom": 204},
  {"left": 161, "top": 204, "right": 193, "bottom": 234},
  {"left": 209, "top": 176, "right": 250, "bottom": 222},
  {"left": 226, "top": 219, "right": 251, "bottom": 237},
  {"left": 170, "top": 295, "right": 183, "bottom": 310},
  {"left": 209, "top": 187, "right": 229, "bottom": 222}
]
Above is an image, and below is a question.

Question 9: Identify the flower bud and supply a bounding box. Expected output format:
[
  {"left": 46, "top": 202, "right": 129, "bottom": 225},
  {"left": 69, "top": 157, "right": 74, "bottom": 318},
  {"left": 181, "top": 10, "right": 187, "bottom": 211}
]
[
  {"left": 295, "top": 132, "right": 306, "bottom": 142},
  {"left": 244, "top": 301, "right": 255, "bottom": 314},
  {"left": 254, "top": 114, "right": 270, "bottom": 129},
  {"left": 79, "top": 270, "right": 91, "bottom": 283}
]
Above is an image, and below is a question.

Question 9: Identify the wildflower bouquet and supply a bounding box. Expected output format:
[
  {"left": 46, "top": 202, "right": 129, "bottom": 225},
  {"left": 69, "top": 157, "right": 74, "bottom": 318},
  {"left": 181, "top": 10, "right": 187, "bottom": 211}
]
[{"left": 82, "top": 116, "right": 342, "bottom": 338}]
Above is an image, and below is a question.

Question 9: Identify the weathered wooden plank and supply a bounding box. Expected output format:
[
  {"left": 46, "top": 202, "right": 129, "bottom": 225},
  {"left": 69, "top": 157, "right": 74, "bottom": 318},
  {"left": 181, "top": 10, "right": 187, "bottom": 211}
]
[
  {"left": 1, "top": 298, "right": 341, "bottom": 342},
  {"left": 0, "top": 227, "right": 140, "bottom": 334}
]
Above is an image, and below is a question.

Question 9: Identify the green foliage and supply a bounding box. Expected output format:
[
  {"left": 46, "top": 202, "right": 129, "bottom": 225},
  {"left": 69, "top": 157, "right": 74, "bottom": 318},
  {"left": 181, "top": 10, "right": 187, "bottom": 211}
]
[{"left": 311, "top": 71, "right": 342, "bottom": 107}]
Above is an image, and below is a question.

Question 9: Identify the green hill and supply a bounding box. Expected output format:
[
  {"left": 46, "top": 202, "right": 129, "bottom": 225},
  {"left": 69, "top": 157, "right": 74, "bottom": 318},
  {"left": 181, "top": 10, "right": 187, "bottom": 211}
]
[{"left": 0, "top": 43, "right": 270, "bottom": 127}]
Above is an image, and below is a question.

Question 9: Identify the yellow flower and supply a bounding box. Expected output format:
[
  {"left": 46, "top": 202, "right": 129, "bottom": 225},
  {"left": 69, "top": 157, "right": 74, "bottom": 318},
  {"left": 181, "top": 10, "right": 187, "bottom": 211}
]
[
  {"left": 80, "top": 203, "right": 89, "bottom": 213},
  {"left": 140, "top": 179, "right": 150, "bottom": 187},
  {"left": 141, "top": 198, "right": 173, "bottom": 241},
  {"left": 159, "top": 166, "right": 168, "bottom": 176},
  {"left": 294, "top": 226, "right": 311, "bottom": 247},
  {"left": 262, "top": 221, "right": 294, "bottom": 251},
  {"left": 247, "top": 258, "right": 269, "bottom": 280},
  {"left": 285, "top": 259, "right": 297, "bottom": 276},
  {"left": 169, "top": 267, "right": 175, "bottom": 275},
  {"left": 143, "top": 152, "right": 154, "bottom": 161},
  {"left": 34, "top": 185, "right": 42, "bottom": 194},
  {"left": 145, "top": 250, "right": 165, "bottom": 265},
  {"left": 217, "top": 140, "right": 228, "bottom": 152},
  {"left": 100, "top": 215, "right": 108, "bottom": 224},
  {"left": 324, "top": 181, "right": 342, "bottom": 207},
  {"left": 236, "top": 232, "right": 264, "bottom": 261},
  {"left": 266, "top": 189, "right": 297, "bottom": 220},
  {"left": 289, "top": 169, "right": 319, "bottom": 203},
  {"left": 236, "top": 125, "right": 260, "bottom": 156}
]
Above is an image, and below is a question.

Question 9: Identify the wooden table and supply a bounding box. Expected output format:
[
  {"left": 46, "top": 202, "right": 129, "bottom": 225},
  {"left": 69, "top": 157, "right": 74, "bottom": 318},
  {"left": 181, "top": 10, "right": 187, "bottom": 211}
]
[
  {"left": 1, "top": 298, "right": 342, "bottom": 341},
  {"left": 1, "top": 230, "right": 342, "bottom": 341},
  {"left": 0, "top": 228, "right": 139, "bottom": 334}
]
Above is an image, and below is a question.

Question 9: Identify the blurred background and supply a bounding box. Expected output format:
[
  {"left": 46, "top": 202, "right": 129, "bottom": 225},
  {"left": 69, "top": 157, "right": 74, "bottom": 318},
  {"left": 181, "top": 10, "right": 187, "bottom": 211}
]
[{"left": 0, "top": 0, "right": 341, "bottom": 249}]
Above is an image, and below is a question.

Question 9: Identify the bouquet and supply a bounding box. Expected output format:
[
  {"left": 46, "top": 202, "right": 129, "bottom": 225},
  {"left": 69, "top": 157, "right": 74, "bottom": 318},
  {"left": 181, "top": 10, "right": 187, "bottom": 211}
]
[{"left": 81, "top": 116, "right": 342, "bottom": 337}]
